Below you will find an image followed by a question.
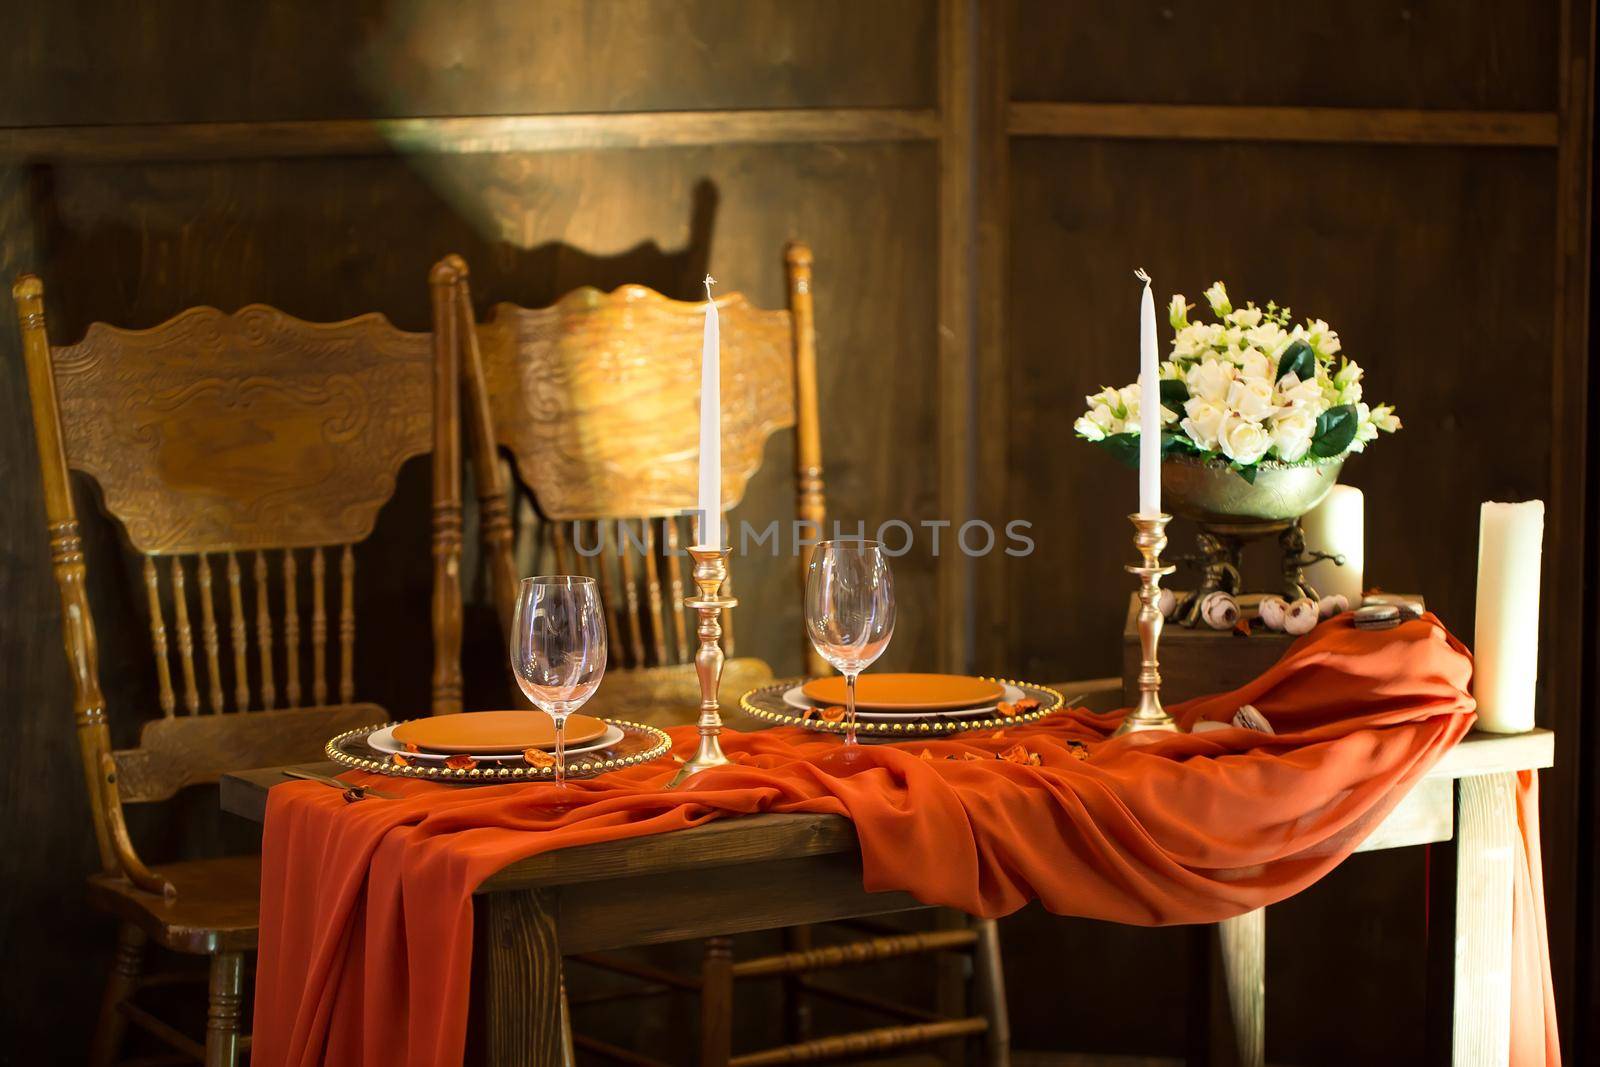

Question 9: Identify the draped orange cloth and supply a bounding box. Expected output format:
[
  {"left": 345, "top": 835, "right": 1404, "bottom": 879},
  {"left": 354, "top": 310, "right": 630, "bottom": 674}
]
[{"left": 252, "top": 615, "right": 1558, "bottom": 1066}]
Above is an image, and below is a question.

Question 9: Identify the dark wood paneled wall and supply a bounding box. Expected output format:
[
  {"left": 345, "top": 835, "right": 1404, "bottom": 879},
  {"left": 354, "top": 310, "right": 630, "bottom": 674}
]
[{"left": 0, "top": 1, "right": 1592, "bottom": 1064}]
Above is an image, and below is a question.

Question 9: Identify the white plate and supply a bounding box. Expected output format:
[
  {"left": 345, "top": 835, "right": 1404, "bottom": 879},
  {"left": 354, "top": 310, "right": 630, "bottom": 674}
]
[
  {"left": 367, "top": 722, "right": 626, "bottom": 762},
  {"left": 781, "top": 683, "right": 1025, "bottom": 720}
]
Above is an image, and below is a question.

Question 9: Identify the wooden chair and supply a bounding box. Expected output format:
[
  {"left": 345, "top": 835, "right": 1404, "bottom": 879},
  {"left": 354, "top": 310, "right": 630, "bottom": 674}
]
[
  {"left": 12, "top": 267, "right": 463, "bottom": 1067},
  {"left": 442, "top": 246, "right": 1012, "bottom": 1066}
]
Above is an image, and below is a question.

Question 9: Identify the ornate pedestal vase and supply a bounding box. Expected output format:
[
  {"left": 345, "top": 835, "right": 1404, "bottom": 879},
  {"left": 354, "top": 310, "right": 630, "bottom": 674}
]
[{"left": 1162, "top": 455, "right": 1347, "bottom": 627}]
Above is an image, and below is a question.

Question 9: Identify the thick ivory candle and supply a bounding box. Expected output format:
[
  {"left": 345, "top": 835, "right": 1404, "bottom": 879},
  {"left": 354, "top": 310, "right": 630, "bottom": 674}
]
[
  {"left": 1302, "top": 485, "right": 1364, "bottom": 601},
  {"left": 1136, "top": 270, "right": 1160, "bottom": 516},
  {"left": 696, "top": 276, "right": 722, "bottom": 548},
  {"left": 1474, "top": 500, "right": 1544, "bottom": 733}
]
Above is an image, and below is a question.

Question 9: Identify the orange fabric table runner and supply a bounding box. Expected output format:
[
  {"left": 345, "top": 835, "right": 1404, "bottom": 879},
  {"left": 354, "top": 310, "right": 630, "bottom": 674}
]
[{"left": 252, "top": 615, "right": 1558, "bottom": 1066}]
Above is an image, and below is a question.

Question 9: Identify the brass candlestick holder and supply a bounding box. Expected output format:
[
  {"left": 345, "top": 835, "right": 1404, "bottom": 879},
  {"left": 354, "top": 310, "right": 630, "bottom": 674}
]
[
  {"left": 1115, "top": 513, "right": 1180, "bottom": 736},
  {"left": 669, "top": 545, "right": 738, "bottom": 787}
]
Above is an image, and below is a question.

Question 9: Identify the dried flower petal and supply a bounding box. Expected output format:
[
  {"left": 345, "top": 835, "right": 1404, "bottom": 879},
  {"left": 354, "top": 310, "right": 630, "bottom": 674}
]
[
  {"left": 818, "top": 705, "right": 846, "bottom": 723},
  {"left": 1233, "top": 617, "right": 1252, "bottom": 638},
  {"left": 801, "top": 706, "right": 820, "bottom": 721},
  {"left": 990, "top": 729, "right": 1007, "bottom": 740},
  {"left": 522, "top": 747, "right": 555, "bottom": 768},
  {"left": 998, "top": 743, "right": 1038, "bottom": 765},
  {"left": 444, "top": 754, "right": 477, "bottom": 770},
  {"left": 950, "top": 751, "right": 985, "bottom": 762},
  {"left": 919, "top": 749, "right": 934, "bottom": 761},
  {"left": 1012, "top": 698, "right": 1041, "bottom": 714},
  {"left": 1065, "top": 740, "right": 1090, "bottom": 761},
  {"left": 404, "top": 741, "right": 421, "bottom": 754},
  {"left": 390, "top": 753, "right": 412, "bottom": 767},
  {"left": 996, "top": 701, "right": 1017, "bottom": 717}
]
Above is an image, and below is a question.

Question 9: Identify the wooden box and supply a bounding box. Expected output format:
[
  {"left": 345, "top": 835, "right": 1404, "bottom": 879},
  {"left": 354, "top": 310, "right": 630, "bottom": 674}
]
[{"left": 1121, "top": 594, "right": 1423, "bottom": 706}]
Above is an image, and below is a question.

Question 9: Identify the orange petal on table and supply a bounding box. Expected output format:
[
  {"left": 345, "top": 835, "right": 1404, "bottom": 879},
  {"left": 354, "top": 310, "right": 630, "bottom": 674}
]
[
  {"left": 522, "top": 747, "right": 555, "bottom": 768},
  {"left": 443, "top": 754, "right": 477, "bottom": 770},
  {"left": 404, "top": 741, "right": 421, "bottom": 754},
  {"left": 998, "top": 743, "right": 1036, "bottom": 764},
  {"left": 919, "top": 749, "right": 934, "bottom": 761},
  {"left": 1065, "top": 740, "right": 1090, "bottom": 761},
  {"left": 990, "top": 729, "right": 1006, "bottom": 740},
  {"left": 801, "top": 707, "right": 820, "bottom": 721},
  {"left": 390, "top": 753, "right": 411, "bottom": 767},
  {"left": 1233, "top": 617, "right": 1252, "bottom": 638},
  {"left": 952, "top": 751, "right": 985, "bottom": 762},
  {"left": 818, "top": 705, "right": 846, "bottom": 723},
  {"left": 1012, "top": 698, "right": 1040, "bottom": 714},
  {"left": 996, "top": 701, "right": 1017, "bottom": 717}
]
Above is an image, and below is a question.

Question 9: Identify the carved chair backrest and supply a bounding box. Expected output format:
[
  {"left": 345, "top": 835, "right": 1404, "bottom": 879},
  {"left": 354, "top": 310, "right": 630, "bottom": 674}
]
[
  {"left": 13, "top": 271, "right": 461, "bottom": 889},
  {"left": 443, "top": 244, "right": 826, "bottom": 679}
]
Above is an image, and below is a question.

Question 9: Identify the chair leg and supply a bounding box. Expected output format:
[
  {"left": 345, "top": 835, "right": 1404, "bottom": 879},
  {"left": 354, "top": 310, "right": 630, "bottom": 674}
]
[
  {"left": 781, "top": 926, "right": 813, "bottom": 1044},
  {"left": 972, "top": 918, "right": 1011, "bottom": 1067},
  {"left": 89, "top": 921, "right": 147, "bottom": 1067},
  {"left": 205, "top": 951, "right": 245, "bottom": 1067},
  {"left": 699, "top": 937, "right": 734, "bottom": 1067}
]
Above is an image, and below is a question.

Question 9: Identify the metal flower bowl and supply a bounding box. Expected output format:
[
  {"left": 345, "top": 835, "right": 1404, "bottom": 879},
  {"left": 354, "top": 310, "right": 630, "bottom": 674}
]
[{"left": 1162, "top": 454, "right": 1344, "bottom": 525}]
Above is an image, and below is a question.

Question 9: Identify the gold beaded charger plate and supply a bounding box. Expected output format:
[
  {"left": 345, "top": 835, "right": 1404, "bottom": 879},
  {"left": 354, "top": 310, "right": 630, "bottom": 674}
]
[
  {"left": 325, "top": 719, "right": 673, "bottom": 782},
  {"left": 741, "top": 678, "right": 1064, "bottom": 738},
  {"left": 781, "top": 682, "right": 1027, "bottom": 720},
  {"left": 367, "top": 722, "right": 627, "bottom": 763}
]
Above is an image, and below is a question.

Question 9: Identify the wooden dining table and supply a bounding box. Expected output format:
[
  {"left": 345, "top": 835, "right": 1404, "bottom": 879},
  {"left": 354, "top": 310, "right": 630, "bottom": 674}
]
[{"left": 221, "top": 726, "right": 1552, "bottom": 1067}]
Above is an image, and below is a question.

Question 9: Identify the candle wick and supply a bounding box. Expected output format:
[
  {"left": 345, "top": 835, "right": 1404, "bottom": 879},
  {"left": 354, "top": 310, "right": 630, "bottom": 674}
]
[
  {"left": 1133, "top": 268, "right": 1151, "bottom": 287},
  {"left": 704, "top": 274, "right": 717, "bottom": 299}
]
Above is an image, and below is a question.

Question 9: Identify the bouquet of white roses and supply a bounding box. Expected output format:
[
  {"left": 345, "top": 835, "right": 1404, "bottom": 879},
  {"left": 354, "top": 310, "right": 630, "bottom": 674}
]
[{"left": 1075, "top": 281, "right": 1399, "bottom": 481}]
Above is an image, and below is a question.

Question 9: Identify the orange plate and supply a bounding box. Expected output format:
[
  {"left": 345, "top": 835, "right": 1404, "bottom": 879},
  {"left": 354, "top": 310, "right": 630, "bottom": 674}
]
[
  {"left": 800, "top": 673, "right": 1005, "bottom": 712},
  {"left": 392, "top": 711, "right": 608, "bottom": 754}
]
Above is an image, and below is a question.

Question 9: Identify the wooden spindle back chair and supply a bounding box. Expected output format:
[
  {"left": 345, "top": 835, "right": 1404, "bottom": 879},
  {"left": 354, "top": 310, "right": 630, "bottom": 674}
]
[
  {"left": 444, "top": 245, "right": 827, "bottom": 720},
  {"left": 12, "top": 268, "right": 462, "bottom": 1067},
  {"left": 445, "top": 247, "right": 1010, "bottom": 1066}
]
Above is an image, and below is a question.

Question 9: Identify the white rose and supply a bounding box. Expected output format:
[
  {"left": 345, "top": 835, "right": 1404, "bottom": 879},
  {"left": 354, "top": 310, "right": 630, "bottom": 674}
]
[
  {"left": 1088, "top": 403, "right": 1118, "bottom": 433},
  {"left": 1246, "top": 322, "right": 1287, "bottom": 353},
  {"left": 1075, "top": 414, "right": 1107, "bottom": 441},
  {"left": 1181, "top": 398, "right": 1226, "bottom": 451},
  {"left": 1218, "top": 410, "right": 1272, "bottom": 465},
  {"left": 1204, "top": 281, "right": 1232, "bottom": 317},
  {"left": 1186, "top": 358, "right": 1235, "bottom": 403},
  {"left": 1085, "top": 386, "right": 1124, "bottom": 418},
  {"left": 1348, "top": 402, "right": 1377, "bottom": 452},
  {"left": 1239, "top": 348, "right": 1271, "bottom": 381},
  {"left": 1276, "top": 371, "right": 1322, "bottom": 408},
  {"left": 1228, "top": 305, "right": 1263, "bottom": 328},
  {"left": 1168, "top": 295, "right": 1190, "bottom": 330},
  {"left": 1305, "top": 319, "right": 1341, "bottom": 358},
  {"left": 1118, "top": 383, "right": 1142, "bottom": 422},
  {"left": 1269, "top": 408, "right": 1316, "bottom": 462},
  {"left": 1225, "top": 377, "right": 1278, "bottom": 422}
]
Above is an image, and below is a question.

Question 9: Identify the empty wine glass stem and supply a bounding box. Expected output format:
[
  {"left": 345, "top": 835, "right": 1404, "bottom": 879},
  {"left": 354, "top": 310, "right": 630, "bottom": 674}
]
[
  {"left": 844, "top": 671, "right": 859, "bottom": 746},
  {"left": 552, "top": 713, "right": 568, "bottom": 787}
]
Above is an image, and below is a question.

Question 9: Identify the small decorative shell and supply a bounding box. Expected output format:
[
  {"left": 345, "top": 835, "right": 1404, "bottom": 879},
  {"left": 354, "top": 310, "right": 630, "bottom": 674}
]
[
  {"left": 1284, "top": 597, "right": 1319, "bottom": 635},
  {"left": 1158, "top": 588, "right": 1178, "bottom": 620},
  {"left": 1257, "top": 596, "right": 1289, "bottom": 631},
  {"left": 1199, "top": 591, "right": 1239, "bottom": 630},
  {"left": 1317, "top": 594, "right": 1350, "bottom": 619}
]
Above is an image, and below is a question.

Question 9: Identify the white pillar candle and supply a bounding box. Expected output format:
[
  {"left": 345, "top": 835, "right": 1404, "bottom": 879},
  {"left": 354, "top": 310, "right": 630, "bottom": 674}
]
[
  {"left": 1136, "top": 270, "right": 1160, "bottom": 517},
  {"left": 1473, "top": 500, "right": 1544, "bottom": 733},
  {"left": 1302, "top": 485, "right": 1364, "bottom": 602},
  {"left": 696, "top": 275, "right": 722, "bottom": 548}
]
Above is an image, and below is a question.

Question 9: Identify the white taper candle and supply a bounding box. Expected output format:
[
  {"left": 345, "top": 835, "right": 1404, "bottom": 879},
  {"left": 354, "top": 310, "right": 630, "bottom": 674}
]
[
  {"left": 1473, "top": 500, "right": 1544, "bottom": 733},
  {"left": 1136, "top": 269, "right": 1161, "bottom": 517},
  {"left": 696, "top": 275, "right": 722, "bottom": 548}
]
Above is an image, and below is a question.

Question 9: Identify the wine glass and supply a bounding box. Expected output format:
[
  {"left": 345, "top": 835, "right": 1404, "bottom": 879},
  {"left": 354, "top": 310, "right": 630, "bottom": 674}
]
[
  {"left": 805, "top": 540, "right": 896, "bottom": 746},
  {"left": 510, "top": 576, "right": 608, "bottom": 786}
]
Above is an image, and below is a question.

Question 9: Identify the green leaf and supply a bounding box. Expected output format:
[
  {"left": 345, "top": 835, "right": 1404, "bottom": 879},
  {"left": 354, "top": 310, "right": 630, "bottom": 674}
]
[
  {"left": 1160, "top": 429, "right": 1198, "bottom": 457},
  {"left": 1099, "top": 433, "right": 1142, "bottom": 469},
  {"left": 1276, "top": 339, "right": 1315, "bottom": 384},
  {"left": 1310, "top": 403, "right": 1359, "bottom": 457},
  {"left": 1232, "top": 463, "right": 1258, "bottom": 485},
  {"left": 1158, "top": 378, "right": 1189, "bottom": 414}
]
